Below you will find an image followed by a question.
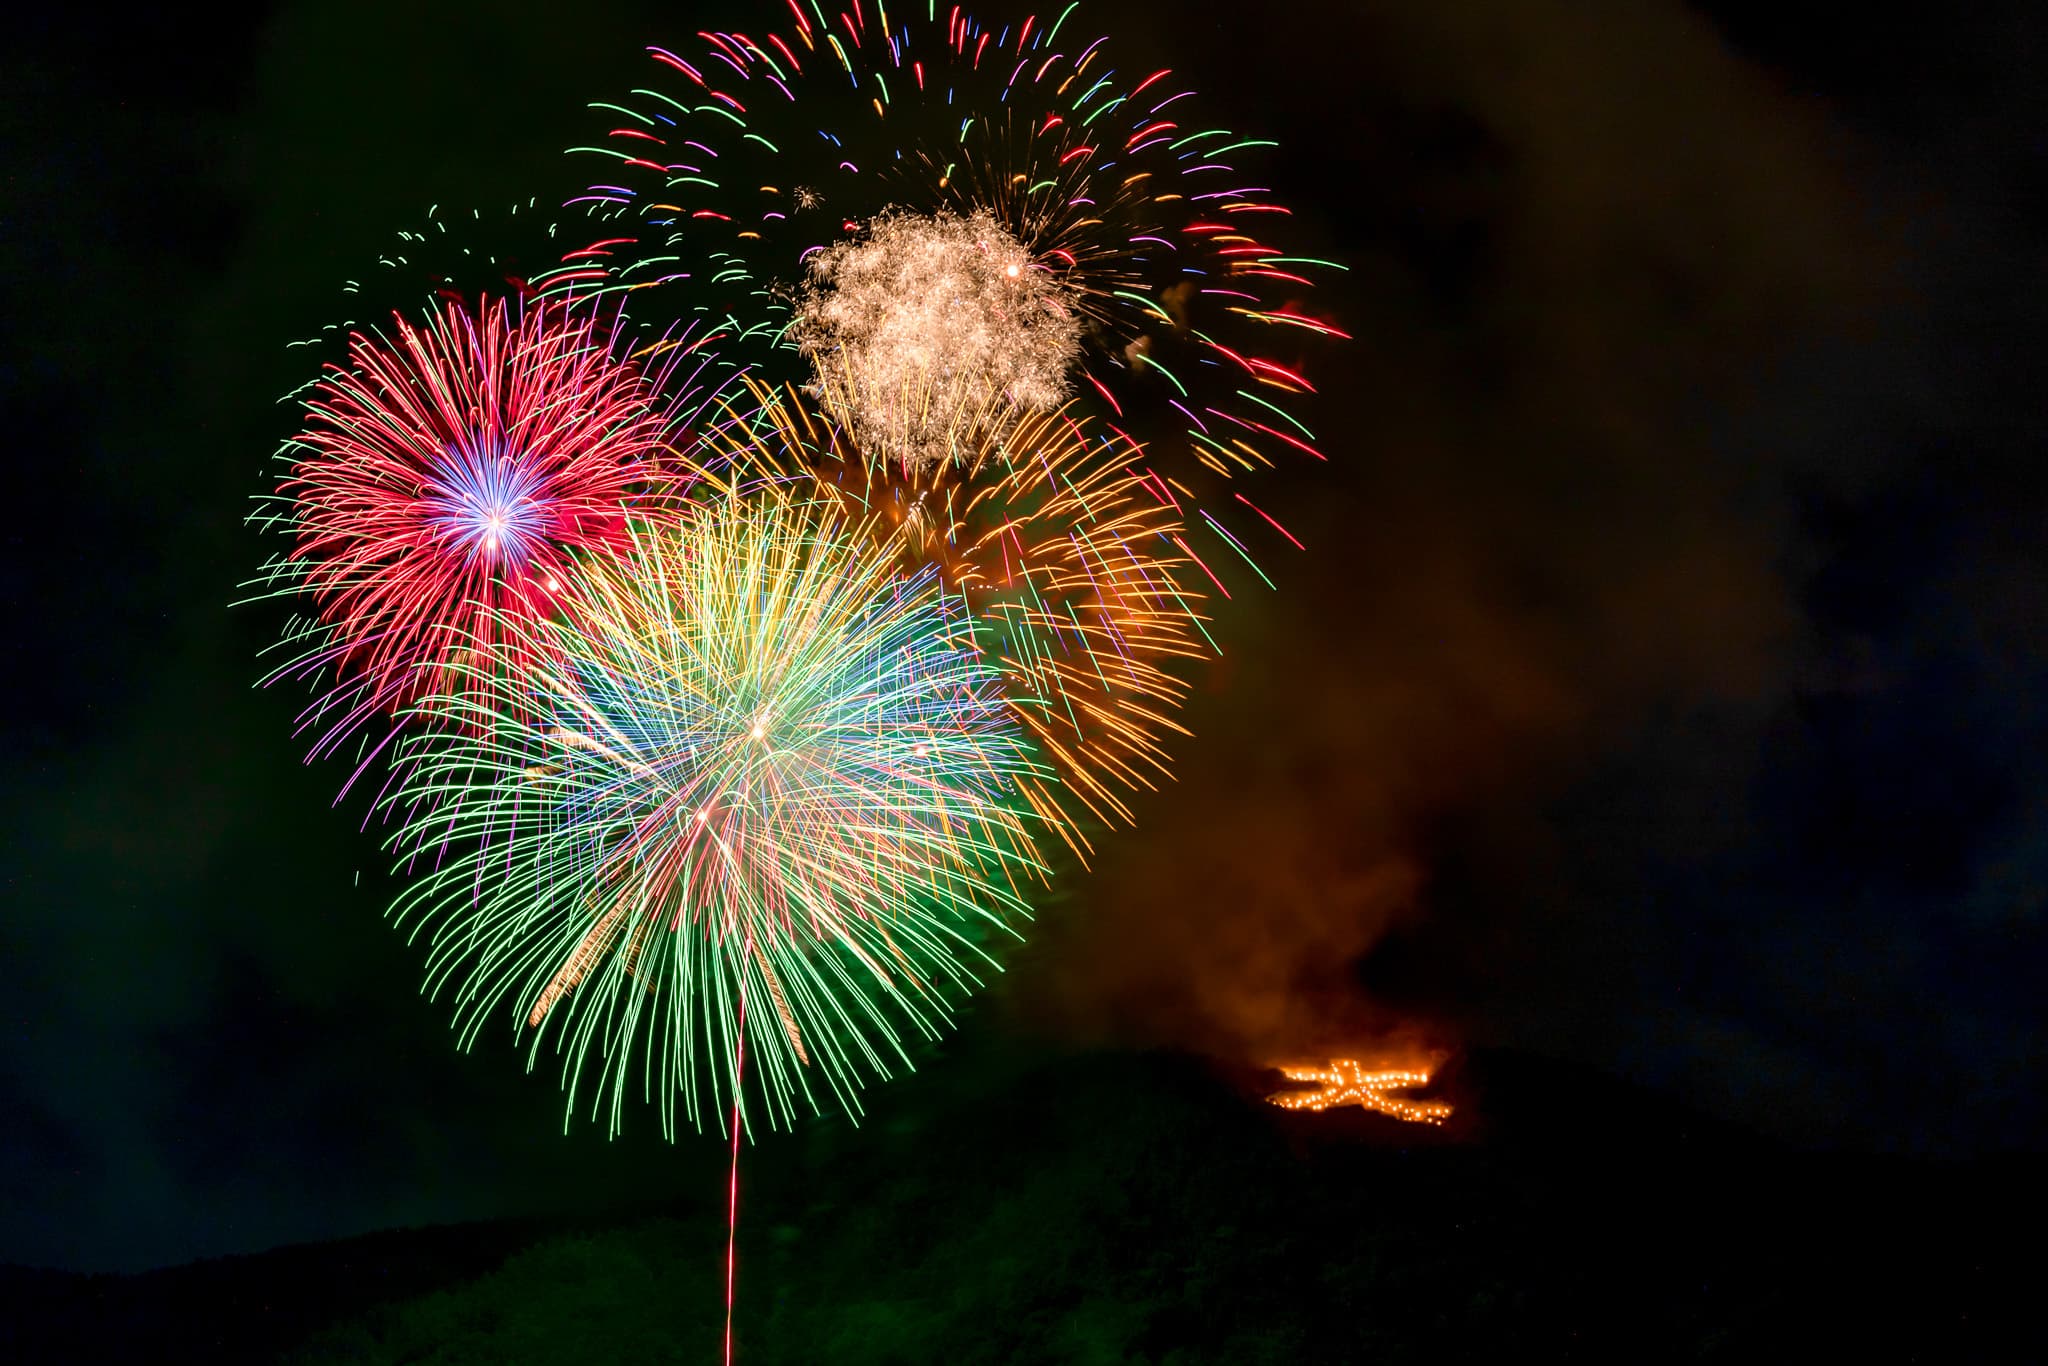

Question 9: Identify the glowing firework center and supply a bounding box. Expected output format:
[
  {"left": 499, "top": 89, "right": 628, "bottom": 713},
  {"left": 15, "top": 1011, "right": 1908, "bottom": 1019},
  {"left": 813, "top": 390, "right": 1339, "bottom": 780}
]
[
  {"left": 424, "top": 441, "right": 551, "bottom": 567},
  {"left": 791, "top": 209, "right": 1081, "bottom": 473}
]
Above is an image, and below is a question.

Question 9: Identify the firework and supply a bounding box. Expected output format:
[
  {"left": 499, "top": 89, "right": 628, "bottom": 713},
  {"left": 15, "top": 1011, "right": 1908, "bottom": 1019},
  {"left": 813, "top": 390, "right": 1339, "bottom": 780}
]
[
  {"left": 385, "top": 493, "right": 1047, "bottom": 1133},
  {"left": 1268, "top": 1061, "right": 1453, "bottom": 1125},
  {"left": 251, "top": 291, "right": 696, "bottom": 766},
  {"left": 790, "top": 207, "right": 1082, "bottom": 473},
  {"left": 699, "top": 382, "right": 1209, "bottom": 856},
  {"left": 571, "top": 1, "right": 1340, "bottom": 503}
]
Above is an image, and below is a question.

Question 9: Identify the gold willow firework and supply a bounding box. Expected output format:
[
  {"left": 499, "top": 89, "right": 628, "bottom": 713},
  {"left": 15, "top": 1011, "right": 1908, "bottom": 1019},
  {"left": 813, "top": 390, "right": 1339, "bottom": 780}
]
[
  {"left": 1268, "top": 1061, "right": 1453, "bottom": 1125},
  {"left": 384, "top": 493, "right": 1047, "bottom": 1132},
  {"left": 694, "top": 380, "right": 1210, "bottom": 856}
]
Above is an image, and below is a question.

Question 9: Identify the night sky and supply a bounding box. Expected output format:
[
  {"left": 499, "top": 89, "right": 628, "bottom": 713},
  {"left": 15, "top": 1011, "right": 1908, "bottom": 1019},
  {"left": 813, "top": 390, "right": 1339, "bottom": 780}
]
[{"left": 5, "top": 0, "right": 2046, "bottom": 1275}]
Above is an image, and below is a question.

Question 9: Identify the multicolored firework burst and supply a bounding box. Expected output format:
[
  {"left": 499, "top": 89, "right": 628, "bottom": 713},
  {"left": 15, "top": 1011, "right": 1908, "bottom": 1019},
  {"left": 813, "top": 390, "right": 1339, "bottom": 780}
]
[
  {"left": 698, "top": 382, "right": 1211, "bottom": 855},
  {"left": 252, "top": 291, "right": 694, "bottom": 767},
  {"left": 385, "top": 492, "right": 1047, "bottom": 1133},
  {"left": 570, "top": 1, "right": 1341, "bottom": 503}
]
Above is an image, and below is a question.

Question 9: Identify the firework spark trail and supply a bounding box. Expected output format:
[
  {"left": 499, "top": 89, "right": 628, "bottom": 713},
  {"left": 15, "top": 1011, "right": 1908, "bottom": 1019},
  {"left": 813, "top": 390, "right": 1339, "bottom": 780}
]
[{"left": 384, "top": 492, "right": 1047, "bottom": 1132}]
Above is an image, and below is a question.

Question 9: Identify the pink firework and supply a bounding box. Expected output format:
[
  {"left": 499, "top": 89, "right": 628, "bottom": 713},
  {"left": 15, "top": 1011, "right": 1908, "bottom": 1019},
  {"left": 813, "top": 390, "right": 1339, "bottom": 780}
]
[{"left": 264, "top": 293, "right": 686, "bottom": 762}]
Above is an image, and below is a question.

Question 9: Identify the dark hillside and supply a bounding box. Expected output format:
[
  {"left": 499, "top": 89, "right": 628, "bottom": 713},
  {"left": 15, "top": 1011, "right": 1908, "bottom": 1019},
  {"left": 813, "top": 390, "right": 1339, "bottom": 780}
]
[{"left": 6, "top": 1047, "right": 2034, "bottom": 1364}]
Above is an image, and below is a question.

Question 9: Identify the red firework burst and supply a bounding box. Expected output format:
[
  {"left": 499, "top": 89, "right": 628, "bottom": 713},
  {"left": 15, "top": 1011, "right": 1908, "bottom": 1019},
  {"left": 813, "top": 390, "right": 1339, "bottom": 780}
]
[{"left": 264, "top": 293, "right": 683, "bottom": 761}]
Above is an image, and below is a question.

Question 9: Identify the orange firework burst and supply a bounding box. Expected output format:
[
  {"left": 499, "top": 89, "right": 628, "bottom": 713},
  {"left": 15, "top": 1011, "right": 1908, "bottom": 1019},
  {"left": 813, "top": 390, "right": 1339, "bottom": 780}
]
[
  {"left": 692, "top": 382, "right": 1211, "bottom": 860},
  {"left": 1268, "top": 1060, "right": 1453, "bottom": 1125}
]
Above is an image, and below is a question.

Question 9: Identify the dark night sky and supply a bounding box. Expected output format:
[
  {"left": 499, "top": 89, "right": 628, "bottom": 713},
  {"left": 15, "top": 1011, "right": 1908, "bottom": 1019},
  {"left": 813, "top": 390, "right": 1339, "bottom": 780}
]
[{"left": 4, "top": 0, "right": 2045, "bottom": 1273}]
